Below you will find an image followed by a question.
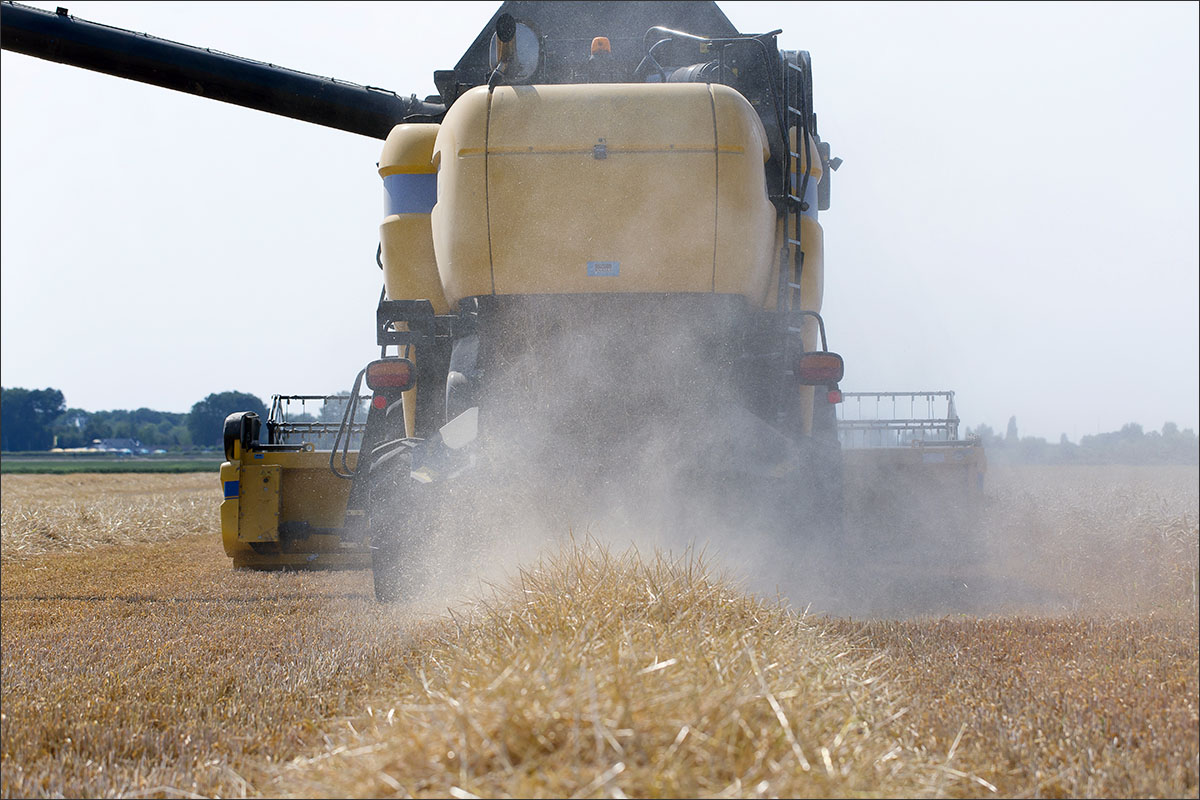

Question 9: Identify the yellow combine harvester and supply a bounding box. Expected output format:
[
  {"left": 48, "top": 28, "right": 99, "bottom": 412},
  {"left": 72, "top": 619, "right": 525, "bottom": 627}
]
[{"left": 4, "top": 1, "right": 983, "bottom": 600}]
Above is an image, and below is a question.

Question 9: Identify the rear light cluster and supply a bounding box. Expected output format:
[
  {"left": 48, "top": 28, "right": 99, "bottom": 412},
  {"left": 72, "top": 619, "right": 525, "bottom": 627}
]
[
  {"left": 793, "top": 351, "right": 844, "bottom": 404},
  {"left": 365, "top": 358, "right": 415, "bottom": 408},
  {"left": 795, "top": 351, "right": 844, "bottom": 385}
]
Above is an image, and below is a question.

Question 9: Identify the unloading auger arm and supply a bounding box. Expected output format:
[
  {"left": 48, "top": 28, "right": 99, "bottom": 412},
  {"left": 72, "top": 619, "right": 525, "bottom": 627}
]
[{"left": 0, "top": 1, "right": 443, "bottom": 139}]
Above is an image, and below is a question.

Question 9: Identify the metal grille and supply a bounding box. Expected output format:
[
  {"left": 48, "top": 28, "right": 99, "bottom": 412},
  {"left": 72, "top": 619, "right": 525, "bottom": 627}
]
[
  {"left": 837, "top": 391, "right": 962, "bottom": 449},
  {"left": 266, "top": 394, "right": 369, "bottom": 449}
]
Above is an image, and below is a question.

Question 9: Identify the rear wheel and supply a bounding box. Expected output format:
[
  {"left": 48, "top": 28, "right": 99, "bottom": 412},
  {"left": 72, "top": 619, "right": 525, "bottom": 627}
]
[
  {"left": 371, "top": 539, "right": 406, "bottom": 603},
  {"left": 366, "top": 445, "right": 424, "bottom": 603}
]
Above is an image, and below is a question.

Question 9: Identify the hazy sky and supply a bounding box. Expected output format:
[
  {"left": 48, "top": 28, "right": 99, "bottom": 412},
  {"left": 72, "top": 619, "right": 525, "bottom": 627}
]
[{"left": 2, "top": 1, "right": 1197, "bottom": 441}]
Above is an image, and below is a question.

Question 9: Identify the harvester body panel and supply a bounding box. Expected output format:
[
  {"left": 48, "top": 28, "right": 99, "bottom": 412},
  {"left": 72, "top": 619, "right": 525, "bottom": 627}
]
[
  {"left": 431, "top": 83, "right": 778, "bottom": 305},
  {"left": 220, "top": 447, "right": 367, "bottom": 570}
]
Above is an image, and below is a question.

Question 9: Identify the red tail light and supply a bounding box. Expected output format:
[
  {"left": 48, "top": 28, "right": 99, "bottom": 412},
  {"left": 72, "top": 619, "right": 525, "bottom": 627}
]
[
  {"left": 365, "top": 358, "right": 415, "bottom": 392},
  {"left": 827, "top": 389, "right": 843, "bottom": 404},
  {"left": 371, "top": 394, "right": 388, "bottom": 410},
  {"left": 795, "top": 351, "right": 844, "bottom": 385}
]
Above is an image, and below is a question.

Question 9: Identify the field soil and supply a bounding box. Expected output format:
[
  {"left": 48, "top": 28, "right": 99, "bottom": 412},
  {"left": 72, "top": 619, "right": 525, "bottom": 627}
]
[{"left": 1, "top": 467, "right": 1197, "bottom": 798}]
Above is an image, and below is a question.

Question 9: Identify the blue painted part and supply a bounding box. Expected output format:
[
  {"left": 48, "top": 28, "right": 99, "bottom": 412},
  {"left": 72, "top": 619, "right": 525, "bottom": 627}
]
[
  {"left": 223, "top": 480, "right": 240, "bottom": 499},
  {"left": 383, "top": 173, "right": 437, "bottom": 215},
  {"left": 254, "top": 453, "right": 264, "bottom": 459}
]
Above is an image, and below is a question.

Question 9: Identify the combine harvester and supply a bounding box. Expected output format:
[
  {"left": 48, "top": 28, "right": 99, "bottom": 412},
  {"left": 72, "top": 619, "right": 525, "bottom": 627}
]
[{"left": 2, "top": 1, "right": 984, "bottom": 601}]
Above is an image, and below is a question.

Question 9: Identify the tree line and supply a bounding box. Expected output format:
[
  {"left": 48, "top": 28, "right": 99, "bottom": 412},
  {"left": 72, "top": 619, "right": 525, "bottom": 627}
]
[
  {"left": 1, "top": 387, "right": 267, "bottom": 452},
  {"left": 4, "top": 386, "right": 1197, "bottom": 465},
  {"left": 966, "top": 416, "right": 1199, "bottom": 466}
]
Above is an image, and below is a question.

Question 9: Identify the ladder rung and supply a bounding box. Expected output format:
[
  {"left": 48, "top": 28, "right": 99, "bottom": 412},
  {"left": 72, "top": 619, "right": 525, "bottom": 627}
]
[
  {"left": 786, "top": 238, "right": 802, "bottom": 247},
  {"left": 787, "top": 62, "right": 804, "bottom": 73},
  {"left": 786, "top": 326, "right": 805, "bottom": 334},
  {"left": 787, "top": 282, "right": 803, "bottom": 290},
  {"left": 787, "top": 194, "right": 807, "bottom": 203},
  {"left": 787, "top": 105, "right": 804, "bottom": 116}
]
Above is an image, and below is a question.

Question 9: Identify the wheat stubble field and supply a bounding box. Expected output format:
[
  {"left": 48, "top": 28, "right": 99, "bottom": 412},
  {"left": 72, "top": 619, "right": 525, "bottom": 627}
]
[{"left": 1, "top": 467, "right": 1197, "bottom": 798}]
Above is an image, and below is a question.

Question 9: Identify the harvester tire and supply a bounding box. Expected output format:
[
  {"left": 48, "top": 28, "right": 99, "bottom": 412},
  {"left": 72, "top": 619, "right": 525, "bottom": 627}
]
[
  {"left": 371, "top": 542, "right": 405, "bottom": 603},
  {"left": 366, "top": 446, "right": 424, "bottom": 603}
]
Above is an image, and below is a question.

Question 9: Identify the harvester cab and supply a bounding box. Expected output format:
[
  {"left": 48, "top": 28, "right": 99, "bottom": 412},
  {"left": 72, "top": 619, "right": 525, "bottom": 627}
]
[{"left": 3, "top": 1, "right": 980, "bottom": 602}]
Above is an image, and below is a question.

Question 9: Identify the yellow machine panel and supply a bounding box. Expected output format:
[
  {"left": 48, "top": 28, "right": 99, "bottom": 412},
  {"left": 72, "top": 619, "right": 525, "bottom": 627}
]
[
  {"left": 431, "top": 83, "right": 778, "bottom": 306},
  {"left": 380, "top": 122, "right": 445, "bottom": 437},
  {"left": 379, "top": 122, "right": 448, "bottom": 314},
  {"left": 238, "top": 464, "right": 282, "bottom": 543},
  {"left": 220, "top": 450, "right": 367, "bottom": 570},
  {"left": 712, "top": 84, "right": 777, "bottom": 303}
]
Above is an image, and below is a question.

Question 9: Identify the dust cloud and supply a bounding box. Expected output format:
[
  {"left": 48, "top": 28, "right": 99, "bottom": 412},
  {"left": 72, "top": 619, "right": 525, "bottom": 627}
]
[
  {"left": 377, "top": 297, "right": 1067, "bottom": 620},
  {"left": 384, "top": 308, "right": 1199, "bottom": 620}
]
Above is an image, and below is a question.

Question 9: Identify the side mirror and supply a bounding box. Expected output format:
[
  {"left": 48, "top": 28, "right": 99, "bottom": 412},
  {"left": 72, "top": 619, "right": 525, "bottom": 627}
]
[{"left": 795, "top": 351, "right": 844, "bottom": 385}]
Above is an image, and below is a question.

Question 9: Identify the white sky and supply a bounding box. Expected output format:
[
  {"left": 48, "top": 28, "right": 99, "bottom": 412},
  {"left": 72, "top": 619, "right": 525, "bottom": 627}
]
[{"left": 2, "top": 1, "right": 1197, "bottom": 441}]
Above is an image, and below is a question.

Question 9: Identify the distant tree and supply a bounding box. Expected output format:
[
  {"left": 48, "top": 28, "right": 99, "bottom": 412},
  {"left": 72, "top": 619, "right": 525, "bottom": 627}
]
[
  {"left": 1017, "top": 435, "right": 1051, "bottom": 464},
  {"left": 969, "top": 418, "right": 1196, "bottom": 466},
  {"left": 83, "top": 414, "right": 114, "bottom": 442},
  {"left": 187, "top": 391, "right": 268, "bottom": 448},
  {"left": 153, "top": 418, "right": 191, "bottom": 449},
  {"left": 135, "top": 422, "right": 159, "bottom": 444},
  {"left": 1, "top": 387, "right": 66, "bottom": 451},
  {"left": 966, "top": 423, "right": 1001, "bottom": 447},
  {"left": 1005, "top": 416, "right": 1019, "bottom": 443},
  {"left": 1058, "top": 433, "right": 1078, "bottom": 463},
  {"left": 51, "top": 407, "right": 91, "bottom": 448}
]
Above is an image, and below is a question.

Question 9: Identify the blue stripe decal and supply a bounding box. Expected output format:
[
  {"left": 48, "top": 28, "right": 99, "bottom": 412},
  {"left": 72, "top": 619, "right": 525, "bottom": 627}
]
[
  {"left": 383, "top": 173, "right": 437, "bottom": 215},
  {"left": 223, "top": 480, "right": 240, "bottom": 499}
]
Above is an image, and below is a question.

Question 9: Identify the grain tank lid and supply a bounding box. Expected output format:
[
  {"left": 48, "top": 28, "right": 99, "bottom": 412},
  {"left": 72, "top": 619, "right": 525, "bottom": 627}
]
[
  {"left": 448, "top": 1, "right": 741, "bottom": 86},
  {"left": 483, "top": 83, "right": 718, "bottom": 153}
]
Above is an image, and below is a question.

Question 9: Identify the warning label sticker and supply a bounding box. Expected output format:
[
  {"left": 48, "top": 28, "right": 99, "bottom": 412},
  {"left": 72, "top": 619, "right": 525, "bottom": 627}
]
[{"left": 587, "top": 261, "right": 620, "bottom": 277}]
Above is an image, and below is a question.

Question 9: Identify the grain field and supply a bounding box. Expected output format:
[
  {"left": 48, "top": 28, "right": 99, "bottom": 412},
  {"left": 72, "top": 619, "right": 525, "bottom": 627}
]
[{"left": 1, "top": 467, "right": 1196, "bottom": 798}]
